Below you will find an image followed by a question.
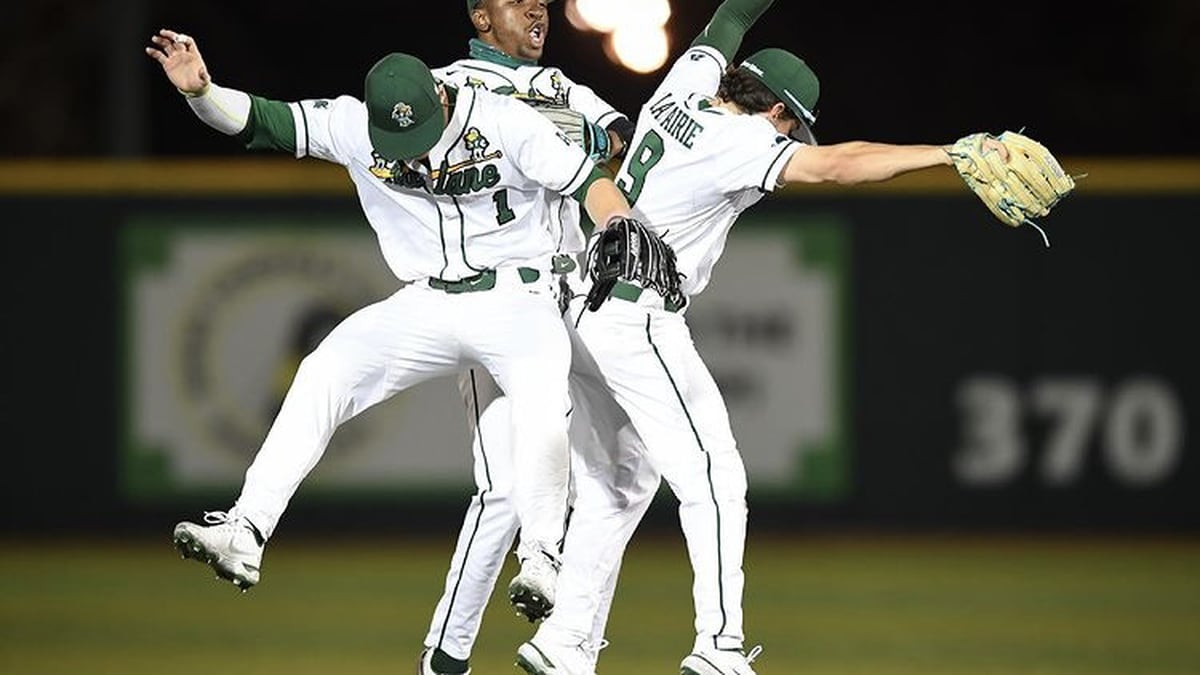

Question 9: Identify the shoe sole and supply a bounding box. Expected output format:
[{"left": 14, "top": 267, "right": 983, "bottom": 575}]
[
  {"left": 508, "top": 582, "right": 553, "bottom": 623},
  {"left": 679, "top": 655, "right": 720, "bottom": 675},
  {"left": 514, "top": 643, "right": 553, "bottom": 674},
  {"left": 172, "top": 525, "right": 257, "bottom": 592},
  {"left": 681, "top": 653, "right": 754, "bottom": 675},
  {"left": 514, "top": 652, "right": 543, "bottom": 674}
]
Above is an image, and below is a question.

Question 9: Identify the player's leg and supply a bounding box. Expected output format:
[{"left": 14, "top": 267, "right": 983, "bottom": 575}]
[
  {"left": 521, "top": 320, "right": 661, "bottom": 672},
  {"left": 464, "top": 283, "right": 572, "bottom": 622},
  {"left": 656, "top": 345, "right": 755, "bottom": 674},
  {"left": 421, "top": 368, "right": 519, "bottom": 673},
  {"left": 583, "top": 417, "right": 660, "bottom": 670},
  {"left": 520, "top": 431, "right": 658, "bottom": 673},
  {"left": 576, "top": 304, "right": 751, "bottom": 659},
  {"left": 569, "top": 417, "right": 659, "bottom": 673},
  {"left": 174, "top": 284, "right": 461, "bottom": 590}
]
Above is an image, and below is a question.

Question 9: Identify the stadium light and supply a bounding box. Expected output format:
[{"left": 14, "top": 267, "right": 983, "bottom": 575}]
[
  {"left": 572, "top": 0, "right": 626, "bottom": 33},
  {"left": 610, "top": 25, "right": 670, "bottom": 74},
  {"left": 566, "top": 0, "right": 673, "bottom": 73}
]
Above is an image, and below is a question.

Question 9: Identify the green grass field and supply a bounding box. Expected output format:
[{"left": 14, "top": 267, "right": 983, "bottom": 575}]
[{"left": 3, "top": 533, "right": 1198, "bottom": 674}]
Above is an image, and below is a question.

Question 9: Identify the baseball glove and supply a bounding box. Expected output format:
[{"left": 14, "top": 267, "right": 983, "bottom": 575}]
[
  {"left": 948, "top": 130, "right": 1076, "bottom": 244},
  {"left": 585, "top": 217, "right": 685, "bottom": 312},
  {"left": 524, "top": 100, "right": 611, "bottom": 162}
]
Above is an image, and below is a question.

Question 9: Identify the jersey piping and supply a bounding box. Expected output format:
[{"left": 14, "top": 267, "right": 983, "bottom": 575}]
[
  {"left": 644, "top": 314, "right": 730, "bottom": 637},
  {"left": 760, "top": 141, "right": 795, "bottom": 192},
  {"left": 440, "top": 87, "right": 482, "bottom": 276},
  {"left": 436, "top": 369, "right": 498, "bottom": 647},
  {"left": 297, "top": 104, "right": 310, "bottom": 158}
]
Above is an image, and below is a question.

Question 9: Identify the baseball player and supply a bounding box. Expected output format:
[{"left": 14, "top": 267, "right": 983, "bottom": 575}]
[
  {"left": 516, "top": 1, "right": 1010, "bottom": 673},
  {"left": 143, "top": 29, "right": 639, "bottom": 633},
  {"left": 418, "top": 2, "right": 640, "bottom": 674}
]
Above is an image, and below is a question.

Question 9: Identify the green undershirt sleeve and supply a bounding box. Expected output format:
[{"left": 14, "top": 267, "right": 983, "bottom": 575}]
[
  {"left": 691, "top": 0, "right": 776, "bottom": 62},
  {"left": 235, "top": 95, "right": 297, "bottom": 153}
]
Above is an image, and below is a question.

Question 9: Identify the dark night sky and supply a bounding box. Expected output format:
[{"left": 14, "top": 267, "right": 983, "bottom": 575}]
[{"left": 4, "top": 0, "right": 1198, "bottom": 157}]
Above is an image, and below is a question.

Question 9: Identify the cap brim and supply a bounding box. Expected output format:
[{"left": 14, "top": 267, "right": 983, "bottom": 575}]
[
  {"left": 790, "top": 121, "right": 817, "bottom": 146},
  {"left": 369, "top": 109, "right": 445, "bottom": 162}
]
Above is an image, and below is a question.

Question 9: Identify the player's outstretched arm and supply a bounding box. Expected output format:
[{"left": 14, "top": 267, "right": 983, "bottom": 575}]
[
  {"left": 781, "top": 137, "right": 1009, "bottom": 186},
  {"left": 145, "top": 28, "right": 312, "bottom": 156}
]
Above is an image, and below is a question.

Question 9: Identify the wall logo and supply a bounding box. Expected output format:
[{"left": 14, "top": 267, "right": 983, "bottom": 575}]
[
  {"left": 126, "top": 224, "right": 475, "bottom": 498},
  {"left": 173, "top": 244, "right": 385, "bottom": 463}
]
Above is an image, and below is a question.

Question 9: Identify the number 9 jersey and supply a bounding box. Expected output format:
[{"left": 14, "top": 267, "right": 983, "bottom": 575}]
[{"left": 615, "top": 45, "right": 804, "bottom": 298}]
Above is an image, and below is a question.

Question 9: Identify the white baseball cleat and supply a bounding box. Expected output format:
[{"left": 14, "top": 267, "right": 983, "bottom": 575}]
[
  {"left": 172, "top": 510, "right": 264, "bottom": 591},
  {"left": 507, "top": 550, "right": 560, "bottom": 622},
  {"left": 418, "top": 646, "right": 471, "bottom": 675},
  {"left": 515, "top": 635, "right": 603, "bottom": 675},
  {"left": 679, "top": 645, "right": 763, "bottom": 675}
]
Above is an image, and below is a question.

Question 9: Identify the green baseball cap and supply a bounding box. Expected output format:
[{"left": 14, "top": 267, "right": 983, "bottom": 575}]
[
  {"left": 365, "top": 52, "right": 445, "bottom": 162},
  {"left": 738, "top": 48, "right": 820, "bottom": 145}
]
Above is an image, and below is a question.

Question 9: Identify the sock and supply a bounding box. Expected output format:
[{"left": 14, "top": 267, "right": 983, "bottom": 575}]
[{"left": 431, "top": 648, "right": 470, "bottom": 674}]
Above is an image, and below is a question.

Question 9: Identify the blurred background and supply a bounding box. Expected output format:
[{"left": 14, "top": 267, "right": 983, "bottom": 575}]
[
  {"left": 2, "top": 1, "right": 1198, "bottom": 673},
  {"left": 5, "top": 0, "right": 1200, "bottom": 156}
]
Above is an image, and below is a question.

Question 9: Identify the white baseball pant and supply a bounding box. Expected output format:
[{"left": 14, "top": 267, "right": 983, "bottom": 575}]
[
  {"left": 420, "top": 305, "right": 646, "bottom": 660},
  {"left": 231, "top": 268, "right": 573, "bottom": 569},
  {"left": 540, "top": 291, "right": 750, "bottom": 654}
]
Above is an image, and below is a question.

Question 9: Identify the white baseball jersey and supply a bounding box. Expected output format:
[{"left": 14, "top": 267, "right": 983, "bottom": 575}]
[
  {"left": 288, "top": 85, "right": 596, "bottom": 281},
  {"left": 537, "top": 44, "right": 808, "bottom": 655},
  {"left": 224, "top": 83, "right": 597, "bottom": 589},
  {"left": 615, "top": 44, "right": 803, "bottom": 297},
  {"left": 433, "top": 57, "right": 624, "bottom": 256},
  {"left": 420, "top": 57, "right": 628, "bottom": 658}
]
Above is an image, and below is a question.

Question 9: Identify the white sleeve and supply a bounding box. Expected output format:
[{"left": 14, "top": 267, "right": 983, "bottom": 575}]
[
  {"left": 559, "top": 71, "right": 626, "bottom": 129},
  {"left": 291, "top": 95, "right": 362, "bottom": 165},
  {"left": 720, "top": 122, "right": 802, "bottom": 194},
  {"left": 185, "top": 83, "right": 251, "bottom": 136},
  {"left": 651, "top": 46, "right": 727, "bottom": 103},
  {"left": 498, "top": 97, "right": 596, "bottom": 196}
]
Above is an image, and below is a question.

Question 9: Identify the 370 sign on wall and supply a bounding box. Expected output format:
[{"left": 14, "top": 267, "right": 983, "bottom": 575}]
[{"left": 954, "top": 375, "right": 1185, "bottom": 487}]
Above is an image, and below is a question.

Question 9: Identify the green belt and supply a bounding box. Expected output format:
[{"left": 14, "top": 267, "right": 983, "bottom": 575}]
[
  {"left": 428, "top": 267, "right": 538, "bottom": 293},
  {"left": 610, "top": 280, "right": 686, "bottom": 312},
  {"left": 427, "top": 254, "right": 576, "bottom": 294}
]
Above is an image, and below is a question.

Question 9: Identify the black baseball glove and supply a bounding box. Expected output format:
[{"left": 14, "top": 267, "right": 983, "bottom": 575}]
[{"left": 584, "top": 217, "right": 685, "bottom": 312}]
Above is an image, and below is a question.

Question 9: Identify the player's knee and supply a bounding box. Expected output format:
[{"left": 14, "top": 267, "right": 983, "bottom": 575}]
[
  {"left": 291, "top": 349, "right": 335, "bottom": 386},
  {"left": 710, "top": 452, "right": 749, "bottom": 499},
  {"left": 291, "top": 346, "right": 380, "bottom": 406},
  {"left": 666, "top": 451, "right": 747, "bottom": 503},
  {"left": 509, "top": 390, "right": 571, "bottom": 426}
]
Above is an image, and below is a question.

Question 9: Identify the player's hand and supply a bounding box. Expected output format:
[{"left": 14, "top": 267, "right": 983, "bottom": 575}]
[
  {"left": 145, "top": 28, "right": 211, "bottom": 96},
  {"left": 980, "top": 135, "right": 1010, "bottom": 161},
  {"left": 942, "top": 135, "right": 1011, "bottom": 166}
]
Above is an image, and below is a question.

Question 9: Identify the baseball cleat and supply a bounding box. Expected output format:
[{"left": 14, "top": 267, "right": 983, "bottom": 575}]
[
  {"left": 515, "top": 636, "right": 600, "bottom": 675},
  {"left": 679, "top": 645, "right": 762, "bottom": 675},
  {"left": 417, "top": 646, "right": 471, "bottom": 675},
  {"left": 172, "top": 510, "right": 265, "bottom": 591},
  {"left": 507, "top": 551, "right": 560, "bottom": 622}
]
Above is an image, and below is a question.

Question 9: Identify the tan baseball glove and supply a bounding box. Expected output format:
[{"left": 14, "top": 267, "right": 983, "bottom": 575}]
[
  {"left": 519, "top": 98, "right": 612, "bottom": 162},
  {"left": 948, "top": 130, "right": 1076, "bottom": 244}
]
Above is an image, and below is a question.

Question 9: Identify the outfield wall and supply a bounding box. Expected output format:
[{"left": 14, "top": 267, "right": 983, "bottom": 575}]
[{"left": 2, "top": 159, "right": 1196, "bottom": 532}]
